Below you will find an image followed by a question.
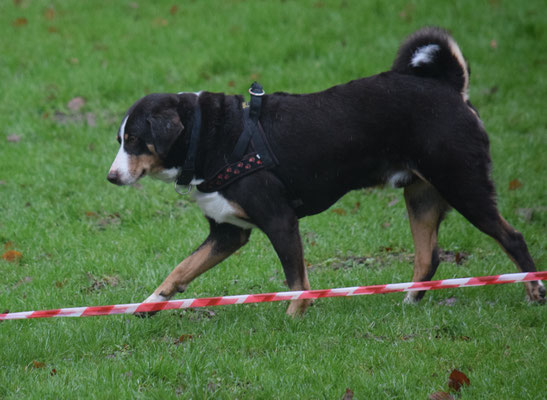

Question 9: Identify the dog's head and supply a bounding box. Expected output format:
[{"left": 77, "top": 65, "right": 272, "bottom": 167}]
[{"left": 107, "top": 93, "right": 196, "bottom": 186}]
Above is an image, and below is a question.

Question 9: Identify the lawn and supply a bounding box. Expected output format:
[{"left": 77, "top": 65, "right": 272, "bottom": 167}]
[{"left": 1, "top": 0, "right": 546, "bottom": 398}]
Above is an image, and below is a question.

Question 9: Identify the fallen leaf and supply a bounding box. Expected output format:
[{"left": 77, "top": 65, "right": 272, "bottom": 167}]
[
  {"left": 341, "top": 388, "right": 354, "bottom": 400},
  {"left": 169, "top": 5, "right": 178, "bottom": 15},
  {"left": 67, "top": 96, "right": 86, "bottom": 112},
  {"left": 85, "top": 211, "right": 99, "bottom": 217},
  {"left": 43, "top": 7, "right": 55, "bottom": 20},
  {"left": 174, "top": 334, "right": 193, "bottom": 344},
  {"left": 154, "top": 17, "right": 168, "bottom": 26},
  {"left": 55, "top": 280, "right": 67, "bottom": 288},
  {"left": 48, "top": 26, "right": 59, "bottom": 33},
  {"left": 508, "top": 178, "right": 522, "bottom": 190},
  {"left": 4, "top": 242, "right": 14, "bottom": 250},
  {"left": 429, "top": 391, "right": 454, "bottom": 400},
  {"left": 97, "top": 213, "right": 121, "bottom": 229},
  {"left": 448, "top": 369, "right": 470, "bottom": 392},
  {"left": 69, "top": 58, "right": 79, "bottom": 65},
  {"left": 228, "top": 80, "right": 235, "bottom": 87},
  {"left": 490, "top": 39, "right": 498, "bottom": 49},
  {"left": 438, "top": 249, "right": 469, "bottom": 265},
  {"left": 481, "top": 85, "right": 498, "bottom": 96},
  {"left": 2, "top": 250, "right": 23, "bottom": 262},
  {"left": 33, "top": 361, "right": 46, "bottom": 369},
  {"left": 399, "top": 3, "right": 416, "bottom": 22},
  {"left": 351, "top": 202, "right": 361, "bottom": 213},
  {"left": 7, "top": 134, "right": 22, "bottom": 143},
  {"left": 331, "top": 208, "right": 347, "bottom": 215},
  {"left": 50, "top": 368, "right": 57, "bottom": 376},
  {"left": 13, "top": 17, "right": 28, "bottom": 27}
]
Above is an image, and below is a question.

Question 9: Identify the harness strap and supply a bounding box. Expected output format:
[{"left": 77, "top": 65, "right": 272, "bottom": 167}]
[
  {"left": 230, "top": 82, "right": 265, "bottom": 163},
  {"left": 197, "top": 153, "right": 265, "bottom": 192},
  {"left": 248, "top": 81, "right": 264, "bottom": 122},
  {"left": 176, "top": 104, "right": 202, "bottom": 186},
  {"left": 197, "top": 82, "right": 278, "bottom": 193}
]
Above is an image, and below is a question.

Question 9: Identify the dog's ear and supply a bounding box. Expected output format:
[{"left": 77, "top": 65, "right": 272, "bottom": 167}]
[{"left": 147, "top": 111, "right": 184, "bottom": 158}]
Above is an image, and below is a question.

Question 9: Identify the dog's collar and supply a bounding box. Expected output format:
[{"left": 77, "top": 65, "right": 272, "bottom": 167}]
[{"left": 175, "top": 103, "right": 202, "bottom": 187}]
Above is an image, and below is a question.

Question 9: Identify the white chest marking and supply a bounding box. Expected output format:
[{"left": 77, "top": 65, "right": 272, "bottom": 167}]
[{"left": 192, "top": 191, "right": 255, "bottom": 229}]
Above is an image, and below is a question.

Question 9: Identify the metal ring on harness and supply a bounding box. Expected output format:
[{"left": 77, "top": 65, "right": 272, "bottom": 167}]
[
  {"left": 249, "top": 87, "right": 265, "bottom": 96},
  {"left": 174, "top": 181, "right": 193, "bottom": 196}
]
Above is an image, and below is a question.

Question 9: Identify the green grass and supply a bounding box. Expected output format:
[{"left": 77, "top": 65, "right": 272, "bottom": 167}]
[{"left": 1, "top": 0, "right": 546, "bottom": 398}]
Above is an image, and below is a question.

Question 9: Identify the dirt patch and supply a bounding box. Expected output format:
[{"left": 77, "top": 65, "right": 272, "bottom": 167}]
[{"left": 310, "top": 248, "right": 469, "bottom": 272}]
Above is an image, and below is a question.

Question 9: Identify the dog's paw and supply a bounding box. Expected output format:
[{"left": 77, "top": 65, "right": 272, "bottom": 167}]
[
  {"left": 402, "top": 292, "right": 421, "bottom": 305},
  {"left": 285, "top": 299, "right": 313, "bottom": 317},
  {"left": 134, "top": 293, "right": 169, "bottom": 318},
  {"left": 526, "top": 281, "right": 546, "bottom": 305}
]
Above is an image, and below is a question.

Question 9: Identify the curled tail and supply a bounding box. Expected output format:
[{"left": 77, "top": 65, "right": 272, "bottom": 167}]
[{"left": 392, "top": 27, "right": 470, "bottom": 100}]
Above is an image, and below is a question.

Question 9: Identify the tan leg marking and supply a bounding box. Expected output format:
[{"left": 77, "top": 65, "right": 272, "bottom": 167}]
[
  {"left": 228, "top": 200, "right": 251, "bottom": 220},
  {"left": 285, "top": 251, "right": 312, "bottom": 317},
  {"left": 152, "top": 242, "right": 227, "bottom": 300},
  {"left": 403, "top": 183, "right": 445, "bottom": 303}
]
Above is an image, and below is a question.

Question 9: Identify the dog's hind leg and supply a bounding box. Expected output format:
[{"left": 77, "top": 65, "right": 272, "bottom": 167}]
[
  {"left": 143, "top": 220, "right": 251, "bottom": 306},
  {"left": 403, "top": 180, "right": 450, "bottom": 303},
  {"left": 420, "top": 153, "right": 545, "bottom": 303}
]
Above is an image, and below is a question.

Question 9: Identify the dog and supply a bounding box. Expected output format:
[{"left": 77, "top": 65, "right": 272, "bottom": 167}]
[{"left": 107, "top": 27, "right": 545, "bottom": 315}]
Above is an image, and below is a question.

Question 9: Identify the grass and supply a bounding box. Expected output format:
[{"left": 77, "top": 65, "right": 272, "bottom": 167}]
[{"left": 1, "top": 0, "right": 546, "bottom": 398}]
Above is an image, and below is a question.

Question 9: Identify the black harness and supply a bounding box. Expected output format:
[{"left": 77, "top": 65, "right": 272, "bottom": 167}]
[{"left": 175, "top": 82, "right": 278, "bottom": 193}]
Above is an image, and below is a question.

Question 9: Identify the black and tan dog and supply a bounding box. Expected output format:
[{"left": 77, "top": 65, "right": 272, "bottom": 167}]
[{"left": 107, "top": 27, "right": 545, "bottom": 315}]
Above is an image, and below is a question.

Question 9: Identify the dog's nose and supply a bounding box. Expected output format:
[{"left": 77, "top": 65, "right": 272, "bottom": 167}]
[{"left": 107, "top": 170, "right": 121, "bottom": 185}]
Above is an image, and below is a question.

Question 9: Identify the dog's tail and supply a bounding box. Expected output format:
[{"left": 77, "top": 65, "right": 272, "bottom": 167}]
[{"left": 391, "top": 27, "right": 469, "bottom": 100}]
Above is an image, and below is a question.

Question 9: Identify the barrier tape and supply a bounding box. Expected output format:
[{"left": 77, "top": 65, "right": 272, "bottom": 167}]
[{"left": 1, "top": 271, "right": 545, "bottom": 320}]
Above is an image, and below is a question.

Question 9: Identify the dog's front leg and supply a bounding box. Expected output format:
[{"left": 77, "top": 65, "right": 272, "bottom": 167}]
[{"left": 143, "top": 220, "right": 251, "bottom": 305}]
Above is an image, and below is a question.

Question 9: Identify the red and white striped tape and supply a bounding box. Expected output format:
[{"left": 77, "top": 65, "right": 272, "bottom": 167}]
[{"left": 1, "top": 271, "right": 545, "bottom": 320}]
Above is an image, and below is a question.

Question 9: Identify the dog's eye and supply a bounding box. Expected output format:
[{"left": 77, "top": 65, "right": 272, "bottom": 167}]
[{"left": 125, "top": 135, "right": 138, "bottom": 144}]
